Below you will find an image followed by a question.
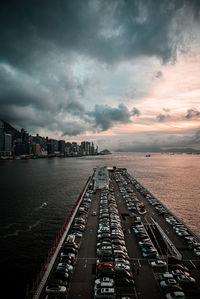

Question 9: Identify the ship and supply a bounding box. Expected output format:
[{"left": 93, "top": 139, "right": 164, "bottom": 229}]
[{"left": 29, "top": 166, "right": 200, "bottom": 299}]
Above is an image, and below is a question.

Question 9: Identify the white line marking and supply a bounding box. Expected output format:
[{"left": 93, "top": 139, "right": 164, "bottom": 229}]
[{"left": 190, "top": 260, "right": 196, "bottom": 269}]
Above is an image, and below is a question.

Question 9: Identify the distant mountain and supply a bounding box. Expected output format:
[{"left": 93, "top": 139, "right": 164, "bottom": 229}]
[
  {"left": 99, "top": 149, "right": 112, "bottom": 155},
  {"left": 115, "top": 147, "right": 200, "bottom": 153},
  {"left": 161, "top": 148, "right": 200, "bottom": 153}
]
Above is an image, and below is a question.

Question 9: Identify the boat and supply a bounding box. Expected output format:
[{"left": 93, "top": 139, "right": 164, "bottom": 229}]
[{"left": 29, "top": 166, "right": 200, "bottom": 299}]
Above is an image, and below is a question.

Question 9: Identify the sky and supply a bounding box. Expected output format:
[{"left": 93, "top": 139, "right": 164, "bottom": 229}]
[{"left": 1, "top": 0, "right": 200, "bottom": 151}]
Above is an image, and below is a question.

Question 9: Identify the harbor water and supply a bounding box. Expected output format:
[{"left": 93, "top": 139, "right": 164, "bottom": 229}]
[{"left": 0, "top": 152, "right": 200, "bottom": 297}]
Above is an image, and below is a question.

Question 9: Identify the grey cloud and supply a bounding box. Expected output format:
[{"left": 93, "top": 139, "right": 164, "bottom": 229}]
[
  {"left": 131, "top": 107, "right": 141, "bottom": 117},
  {"left": 1, "top": 0, "right": 200, "bottom": 70},
  {"left": 59, "top": 101, "right": 85, "bottom": 116},
  {"left": 86, "top": 104, "right": 134, "bottom": 131},
  {"left": 154, "top": 71, "right": 163, "bottom": 79},
  {"left": 108, "top": 129, "right": 200, "bottom": 152},
  {"left": 156, "top": 113, "right": 170, "bottom": 122},
  {"left": 191, "top": 129, "right": 200, "bottom": 144},
  {"left": 0, "top": 0, "right": 200, "bottom": 137},
  {"left": 185, "top": 108, "right": 200, "bottom": 119},
  {"left": 61, "top": 121, "right": 88, "bottom": 136}
]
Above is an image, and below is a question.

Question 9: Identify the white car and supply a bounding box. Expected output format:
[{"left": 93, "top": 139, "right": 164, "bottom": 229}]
[
  {"left": 114, "top": 258, "right": 130, "bottom": 265},
  {"left": 160, "top": 279, "right": 177, "bottom": 288},
  {"left": 115, "top": 263, "right": 130, "bottom": 271},
  {"left": 165, "top": 291, "right": 185, "bottom": 299},
  {"left": 94, "top": 279, "right": 114, "bottom": 291},
  {"left": 95, "top": 277, "right": 114, "bottom": 284},
  {"left": 151, "top": 260, "right": 167, "bottom": 268},
  {"left": 94, "top": 287, "right": 115, "bottom": 299},
  {"left": 45, "top": 285, "right": 67, "bottom": 294}
]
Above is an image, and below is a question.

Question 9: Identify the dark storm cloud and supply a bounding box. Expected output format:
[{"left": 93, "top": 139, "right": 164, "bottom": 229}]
[
  {"left": 185, "top": 108, "right": 200, "bottom": 119},
  {"left": 61, "top": 121, "right": 88, "bottom": 136},
  {"left": 1, "top": 0, "right": 200, "bottom": 69},
  {"left": 86, "top": 104, "right": 136, "bottom": 132},
  {"left": 0, "top": 0, "right": 200, "bottom": 135}
]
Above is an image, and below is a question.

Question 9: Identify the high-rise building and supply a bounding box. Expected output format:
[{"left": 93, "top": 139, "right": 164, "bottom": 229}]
[
  {"left": 4, "top": 133, "right": 12, "bottom": 152},
  {"left": 58, "top": 140, "right": 65, "bottom": 154},
  {"left": 32, "top": 143, "right": 41, "bottom": 155},
  {"left": 0, "top": 120, "right": 4, "bottom": 152},
  {"left": 91, "top": 142, "right": 95, "bottom": 155},
  {"left": 81, "top": 141, "right": 90, "bottom": 155}
]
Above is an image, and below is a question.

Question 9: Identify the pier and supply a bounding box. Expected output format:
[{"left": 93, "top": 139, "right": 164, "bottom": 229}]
[{"left": 31, "top": 167, "right": 200, "bottom": 299}]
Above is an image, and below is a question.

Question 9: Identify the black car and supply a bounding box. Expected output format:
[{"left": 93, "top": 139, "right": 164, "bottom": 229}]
[
  {"left": 48, "top": 279, "right": 68, "bottom": 287},
  {"left": 64, "top": 242, "right": 79, "bottom": 250},
  {"left": 136, "top": 233, "right": 148, "bottom": 240},
  {"left": 169, "top": 264, "right": 189, "bottom": 272},
  {"left": 115, "top": 270, "right": 132, "bottom": 279},
  {"left": 111, "top": 235, "right": 124, "bottom": 240},
  {"left": 55, "top": 270, "right": 69, "bottom": 281},
  {"left": 114, "top": 252, "right": 129, "bottom": 260},
  {"left": 97, "top": 233, "right": 111, "bottom": 240},
  {"left": 97, "top": 264, "right": 114, "bottom": 278},
  {"left": 115, "top": 277, "right": 135, "bottom": 287},
  {"left": 98, "top": 256, "right": 113, "bottom": 263},
  {"left": 97, "top": 249, "right": 113, "bottom": 258},
  {"left": 60, "top": 257, "right": 74, "bottom": 266},
  {"left": 63, "top": 247, "right": 78, "bottom": 254},
  {"left": 162, "top": 284, "right": 183, "bottom": 294}
]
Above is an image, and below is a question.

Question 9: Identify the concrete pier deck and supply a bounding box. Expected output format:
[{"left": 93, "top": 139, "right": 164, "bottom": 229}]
[{"left": 34, "top": 167, "right": 200, "bottom": 299}]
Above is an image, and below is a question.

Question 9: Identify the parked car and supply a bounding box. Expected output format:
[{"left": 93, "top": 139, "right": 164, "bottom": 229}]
[
  {"left": 151, "top": 260, "right": 167, "bottom": 268},
  {"left": 177, "top": 275, "right": 196, "bottom": 284},
  {"left": 160, "top": 279, "right": 178, "bottom": 288},
  {"left": 159, "top": 273, "right": 174, "bottom": 281},
  {"left": 162, "top": 285, "right": 183, "bottom": 294},
  {"left": 165, "top": 291, "right": 185, "bottom": 299},
  {"left": 94, "top": 287, "right": 115, "bottom": 299},
  {"left": 115, "top": 277, "right": 135, "bottom": 287},
  {"left": 169, "top": 264, "right": 189, "bottom": 272},
  {"left": 45, "top": 284, "right": 67, "bottom": 294},
  {"left": 171, "top": 270, "right": 190, "bottom": 277},
  {"left": 114, "top": 263, "right": 130, "bottom": 271}
]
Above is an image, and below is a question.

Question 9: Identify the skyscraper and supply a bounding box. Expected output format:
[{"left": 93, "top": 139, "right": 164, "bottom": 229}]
[
  {"left": 0, "top": 120, "right": 4, "bottom": 152},
  {"left": 4, "top": 133, "right": 12, "bottom": 152}
]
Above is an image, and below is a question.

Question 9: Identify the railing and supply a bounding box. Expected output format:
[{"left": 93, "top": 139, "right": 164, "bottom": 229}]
[{"left": 28, "top": 175, "right": 92, "bottom": 299}]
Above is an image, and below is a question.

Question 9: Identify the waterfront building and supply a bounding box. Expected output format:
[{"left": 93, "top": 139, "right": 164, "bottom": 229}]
[
  {"left": 81, "top": 141, "right": 91, "bottom": 155},
  {"left": 58, "top": 140, "right": 65, "bottom": 154},
  {"left": 14, "top": 143, "right": 26, "bottom": 156},
  {"left": 4, "top": 133, "right": 12, "bottom": 152},
  {"left": 0, "top": 120, "right": 4, "bottom": 152},
  {"left": 32, "top": 143, "right": 41, "bottom": 156},
  {"left": 0, "top": 120, "right": 99, "bottom": 159}
]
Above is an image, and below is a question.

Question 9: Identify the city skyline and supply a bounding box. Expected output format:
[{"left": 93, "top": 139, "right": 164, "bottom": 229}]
[
  {"left": 0, "top": 119, "right": 99, "bottom": 157},
  {"left": 0, "top": 1, "right": 200, "bottom": 151}
]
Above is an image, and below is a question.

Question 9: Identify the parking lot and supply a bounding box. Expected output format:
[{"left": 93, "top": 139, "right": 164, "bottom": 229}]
[{"left": 38, "top": 167, "right": 200, "bottom": 299}]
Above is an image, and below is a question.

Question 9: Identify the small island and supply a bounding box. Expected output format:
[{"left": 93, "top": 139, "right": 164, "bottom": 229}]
[{"left": 99, "top": 149, "right": 112, "bottom": 155}]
